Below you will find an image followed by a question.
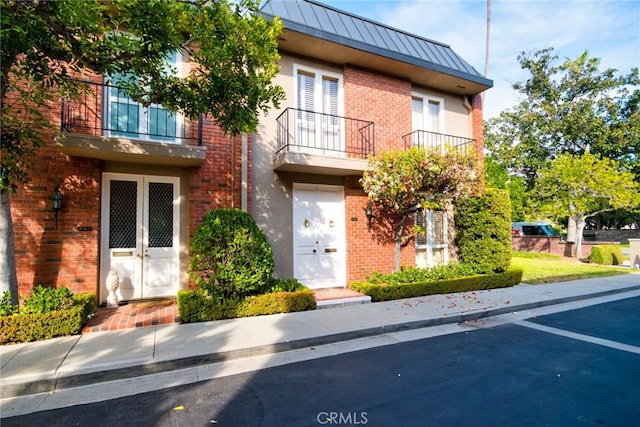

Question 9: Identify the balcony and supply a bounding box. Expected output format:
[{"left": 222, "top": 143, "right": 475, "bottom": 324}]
[
  {"left": 402, "top": 130, "right": 476, "bottom": 156},
  {"left": 273, "top": 107, "right": 375, "bottom": 176},
  {"left": 57, "top": 79, "right": 205, "bottom": 166}
]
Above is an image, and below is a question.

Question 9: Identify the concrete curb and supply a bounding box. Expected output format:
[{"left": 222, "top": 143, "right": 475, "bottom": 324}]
[{"left": 3, "top": 283, "right": 640, "bottom": 399}]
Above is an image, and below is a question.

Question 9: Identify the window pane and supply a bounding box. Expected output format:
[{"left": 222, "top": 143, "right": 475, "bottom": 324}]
[
  {"left": 297, "top": 72, "right": 315, "bottom": 119},
  {"left": 109, "top": 180, "right": 137, "bottom": 249},
  {"left": 149, "top": 106, "right": 177, "bottom": 140},
  {"left": 110, "top": 102, "right": 140, "bottom": 136},
  {"left": 148, "top": 182, "right": 174, "bottom": 248},
  {"left": 415, "top": 209, "right": 426, "bottom": 246},
  {"left": 432, "top": 211, "right": 445, "bottom": 245},
  {"left": 428, "top": 100, "right": 440, "bottom": 133}
]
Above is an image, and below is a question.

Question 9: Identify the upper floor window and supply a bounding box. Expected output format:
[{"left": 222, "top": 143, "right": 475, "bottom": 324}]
[
  {"left": 104, "top": 51, "right": 183, "bottom": 144},
  {"left": 411, "top": 93, "right": 445, "bottom": 150},
  {"left": 293, "top": 64, "right": 344, "bottom": 154},
  {"left": 412, "top": 94, "right": 444, "bottom": 132}
]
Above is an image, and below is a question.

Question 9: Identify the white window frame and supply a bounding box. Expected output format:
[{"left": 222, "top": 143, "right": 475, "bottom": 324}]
[
  {"left": 415, "top": 209, "right": 448, "bottom": 267},
  {"left": 293, "top": 64, "right": 344, "bottom": 116},
  {"left": 293, "top": 64, "right": 345, "bottom": 154},
  {"left": 411, "top": 92, "right": 445, "bottom": 133},
  {"left": 411, "top": 92, "right": 445, "bottom": 152},
  {"left": 104, "top": 51, "right": 186, "bottom": 144}
]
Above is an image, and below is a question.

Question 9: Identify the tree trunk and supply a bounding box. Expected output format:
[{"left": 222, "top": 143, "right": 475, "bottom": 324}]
[
  {"left": 394, "top": 238, "right": 401, "bottom": 273},
  {"left": 393, "top": 220, "right": 403, "bottom": 272},
  {"left": 567, "top": 216, "right": 577, "bottom": 243},
  {"left": 0, "top": 190, "right": 18, "bottom": 304},
  {"left": 575, "top": 215, "right": 586, "bottom": 260}
]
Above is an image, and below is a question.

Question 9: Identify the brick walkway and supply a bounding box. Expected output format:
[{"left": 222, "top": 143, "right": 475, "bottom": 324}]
[
  {"left": 82, "top": 288, "right": 366, "bottom": 333},
  {"left": 82, "top": 299, "right": 180, "bottom": 333}
]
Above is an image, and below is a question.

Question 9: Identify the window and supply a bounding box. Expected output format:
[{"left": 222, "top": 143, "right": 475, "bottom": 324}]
[
  {"left": 104, "top": 51, "right": 182, "bottom": 143},
  {"left": 416, "top": 209, "right": 448, "bottom": 267},
  {"left": 411, "top": 93, "right": 444, "bottom": 150},
  {"left": 294, "top": 65, "right": 343, "bottom": 153}
]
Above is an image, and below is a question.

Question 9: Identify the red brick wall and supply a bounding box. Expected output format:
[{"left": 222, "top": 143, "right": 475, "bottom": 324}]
[
  {"left": 188, "top": 121, "right": 249, "bottom": 238},
  {"left": 344, "top": 66, "right": 411, "bottom": 154},
  {"left": 512, "top": 236, "right": 615, "bottom": 259},
  {"left": 11, "top": 146, "right": 102, "bottom": 298},
  {"left": 10, "top": 86, "right": 243, "bottom": 300},
  {"left": 343, "top": 66, "right": 415, "bottom": 283}
]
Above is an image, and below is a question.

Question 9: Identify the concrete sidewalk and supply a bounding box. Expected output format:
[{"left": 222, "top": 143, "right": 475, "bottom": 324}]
[{"left": 1, "top": 273, "right": 639, "bottom": 402}]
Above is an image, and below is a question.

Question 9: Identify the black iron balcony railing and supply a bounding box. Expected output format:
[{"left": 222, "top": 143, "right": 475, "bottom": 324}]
[
  {"left": 402, "top": 130, "right": 475, "bottom": 155},
  {"left": 276, "top": 108, "right": 375, "bottom": 159},
  {"left": 60, "top": 79, "right": 202, "bottom": 145}
]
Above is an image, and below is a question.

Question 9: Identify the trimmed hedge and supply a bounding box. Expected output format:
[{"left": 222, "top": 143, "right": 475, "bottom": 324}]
[
  {"left": 589, "top": 245, "right": 624, "bottom": 265},
  {"left": 350, "top": 268, "right": 523, "bottom": 302},
  {"left": 455, "top": 188, "right": 512, "bottom": 273},
  {"left": 0, "top": 293, "right": 96, "bottom": 345},
  {"left": 177, "top": 288, "right": 316, "bottom": 323}
]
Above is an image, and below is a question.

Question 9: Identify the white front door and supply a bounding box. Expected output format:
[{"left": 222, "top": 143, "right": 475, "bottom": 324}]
[
  {"left": 100, "top": 173, "right": 180, "bottom": 302},
  {"left": 293, "top": 184, "right": 346, "bottom": 289}
]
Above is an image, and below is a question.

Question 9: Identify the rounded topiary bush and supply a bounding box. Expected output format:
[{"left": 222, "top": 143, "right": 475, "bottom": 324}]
[{"left": 189, "top": 209, "right": 274, "bottom": 299}]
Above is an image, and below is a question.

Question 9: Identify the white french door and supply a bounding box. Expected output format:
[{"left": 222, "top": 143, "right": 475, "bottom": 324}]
[
  {"left": 293, "top": 184, "right": 346, "bottom": 289},
  {"left": 100, "top": 173, "right": 180, "bottom": 302},
  {"left": 295, "top": 66, "right": 344, "bottom": 154},
  {"left": 411, "top": 94, "right": 444, "bottom": 152}
]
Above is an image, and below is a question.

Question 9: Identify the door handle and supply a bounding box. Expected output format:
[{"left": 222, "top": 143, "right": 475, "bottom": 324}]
[{"left": 313, "top": 249, "right": 317, "bottom": 253}]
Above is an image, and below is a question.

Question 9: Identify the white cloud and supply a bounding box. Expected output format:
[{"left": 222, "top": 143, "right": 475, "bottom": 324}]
[{"left": 323, "top": 0, "right": 640, "bottom": 119}]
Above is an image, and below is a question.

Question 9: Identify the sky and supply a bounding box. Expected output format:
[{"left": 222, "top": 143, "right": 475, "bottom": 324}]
[{"left": 316, "top": 0, "right": 640, "bottom": 119}]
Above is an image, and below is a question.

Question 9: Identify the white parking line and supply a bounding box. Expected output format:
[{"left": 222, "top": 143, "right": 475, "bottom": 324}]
[{"left": 516, "top": 320, "right": 640, "bottom": 355}]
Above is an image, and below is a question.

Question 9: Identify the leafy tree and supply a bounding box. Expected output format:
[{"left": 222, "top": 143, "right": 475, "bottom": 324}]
[
  {"left": 485, "top": 48, "right": 639, "bottom": 188},
  {"left": 360, "top": 147, "right": 479, "bottom": 272},
  {"left": 484, "top": 155, "right": 528, "bottom": 222},
  {"left": 534, "top": 152, "right": 640, "bottom": 259},
  {"left": 0, "top": 0, "right": 284, "bottom": 302}
]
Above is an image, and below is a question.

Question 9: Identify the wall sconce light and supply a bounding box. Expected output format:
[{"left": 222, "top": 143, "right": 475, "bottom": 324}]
[
  {"left": 364, "top": 200, "right": 375, "bottom": 230},
  {"left": 51, "top": 185, "right": 63, "bottom": 229}
]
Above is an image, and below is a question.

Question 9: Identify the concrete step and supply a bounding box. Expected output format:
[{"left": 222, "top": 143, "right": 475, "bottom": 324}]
[{"left": 313, "top": 287, "right": 372, "bottom": 309}]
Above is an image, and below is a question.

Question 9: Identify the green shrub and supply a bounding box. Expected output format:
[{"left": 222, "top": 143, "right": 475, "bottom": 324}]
[
  {"left": 351, "top": 268, "right": 522, "bottom": 302},
  {"left": 589, "top": 245, "right": 623, "bottom": 265},
  {"left": 189, "top": 209, "right": 275, "bottom": 299},
  {"left": 21, "top": 286, "right": 75, "bottom": 314},
  {"left": 177, "top": 288, "right": 316, "bottom": 323},
  {"left": 455, "top": 188, "right": 512, "bottom": 273},
  {"left": 0, "top": 292, "right": 96, "bottom": 344},
  {"left": 235, "top": 289, "right": 316, "bottom": 317},
  {"left": 367, "top": 263, "right": 477, "bottom": 285},
  {"left": 268, "top": 277, "right": 306, "bottom": 293},
  {"left": 0, "top": 291, "right": 18, "bottom": 316}
]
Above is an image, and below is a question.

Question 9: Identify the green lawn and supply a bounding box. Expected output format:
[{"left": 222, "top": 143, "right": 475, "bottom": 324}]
[{"left": 511, "top": 254, "right": 632, "bottom": 284}]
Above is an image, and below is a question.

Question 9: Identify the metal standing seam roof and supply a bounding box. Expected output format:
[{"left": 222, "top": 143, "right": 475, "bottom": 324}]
[{"left": 261, "top": 0, "right": 493, "bottom": 89}]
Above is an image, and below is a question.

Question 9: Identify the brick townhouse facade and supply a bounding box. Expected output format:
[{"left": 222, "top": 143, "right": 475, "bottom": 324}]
[{"left": 9, "top": 0, "right": 491, "bottom": 302}]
